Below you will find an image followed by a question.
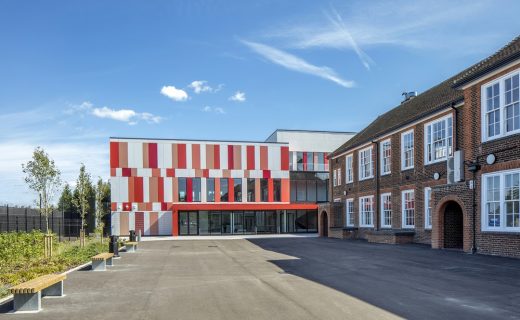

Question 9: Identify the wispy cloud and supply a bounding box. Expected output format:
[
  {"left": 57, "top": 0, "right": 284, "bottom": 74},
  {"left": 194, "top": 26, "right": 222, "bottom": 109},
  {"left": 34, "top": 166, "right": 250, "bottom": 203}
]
[
  {"left": 203, "top": 106, "right": 225, "bottom": 114},
  {"left": 67, "top": 101, "right": 163, "bottom": 125},
  {"left": 160, "top": 85, "right": 189, "bottom": 101},
  {"left": 229, "top": 91, "right": 246, "bottom": 102},
  {"left": 188, "top": 80, "right": 223, "bottom": 94},
  {"left": 241, "top": 40, "right": 354, "bottom": 88}
]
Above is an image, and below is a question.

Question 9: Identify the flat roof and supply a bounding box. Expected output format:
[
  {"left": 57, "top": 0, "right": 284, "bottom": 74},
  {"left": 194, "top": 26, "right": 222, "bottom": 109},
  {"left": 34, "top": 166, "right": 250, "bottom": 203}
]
[{"left": 109, "top": 136, "right": 288, "bottom": 145}]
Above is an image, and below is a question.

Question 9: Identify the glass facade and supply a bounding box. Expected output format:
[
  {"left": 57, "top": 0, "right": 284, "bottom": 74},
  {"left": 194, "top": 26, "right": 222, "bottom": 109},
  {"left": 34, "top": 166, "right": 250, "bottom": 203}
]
[
  {"left": 290, "top": 172, "right": 328, "bottom": 203},
  {"left": 178, "top": 210, "right": 318, "bottom": 235},
  {"left": 234, "top": 178, "right": 242, "bottom": 202},
  {"left": 247, "top": 178, "right": 255, "bottom": 202},
  {"left": 192, "top": 177, "right": 201, "bottom": 202},
  {"left": 273, "top": 179, "right": 281, "bottom": 202},
  {"left": 178, "top": 177, "right": 187, "bottom": 202},
  {"left": 206, "top": 178, "right": 215, "bottom": 202},
  {"left": 220, "top": 178, "right": 229, "bottom": 202},
  {"left": 260, "top": 179, "right": 268, "bottom": 202}
]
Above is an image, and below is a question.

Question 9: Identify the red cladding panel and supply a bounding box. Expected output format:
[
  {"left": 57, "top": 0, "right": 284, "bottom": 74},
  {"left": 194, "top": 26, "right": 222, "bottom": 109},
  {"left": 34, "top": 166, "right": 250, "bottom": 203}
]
[
  {"left": 228, "top": 145, "right": 234, "bottom": 169},
  {"left": 247, "top": 146, "right": 255, "bottom": 170},
  {"left": 158, "top": 177, "right": 164, "bottom": 203},
  {"left": 268, "top": 179, "right": 274, "bottom": 202},
  {"left": 122, "top": 168, "right": 131, "bottom": 177},
  {"left": 303, "top": 152, "right": 308, "bottom": 171},
  {"left": 148, "top": 143, "right": 158, "bottom": 168},
  {"left": 135, "top": 177, "right": 144, "bottom": 203},
  {"left": 263, "top": 170, "right": 271, "bottom": 179},
  {"left": 228, "top": 178, "right": 234, "bottom": 202},
  {"left": 110, "top": 142, "right": 119, "bottom": 168},
  {"left": 166, "top": 169, "right": 175, "bottom": 177},
  {"left": 135, "top": 212, "right": 144, "bottom": 235},
  {"left": 281, "top": 146, "right": 289, "bottom": 170},
  {"left": 173, "top": 210, "right": 179, "bottom": 236},
  {"left": 178, "top": 144, "right": 187, "bottom": 169},
  {"left": 214, "top": 145, "right": 220, "bottom": 169},
  {"left": 187, "top": 178, "right": 193, "bottom": 202}
]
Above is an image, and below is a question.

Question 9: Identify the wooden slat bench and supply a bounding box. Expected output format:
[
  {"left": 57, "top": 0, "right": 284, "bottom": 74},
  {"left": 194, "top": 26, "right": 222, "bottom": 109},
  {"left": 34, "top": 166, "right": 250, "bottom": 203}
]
[
  {"left": 9, "top": 274, "right": 66, "bottom": 312},
  {"left": 91, "top": 252, "right": 114, "bottom": 271},
  {"left": 125, "top": 241, "right": 138, "bottom": 252}
]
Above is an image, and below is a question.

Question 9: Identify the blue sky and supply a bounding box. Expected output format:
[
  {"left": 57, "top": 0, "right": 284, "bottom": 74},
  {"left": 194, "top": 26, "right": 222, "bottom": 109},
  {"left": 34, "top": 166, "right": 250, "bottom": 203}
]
[{"left": 1, "top": 0, "right": 519, "bottom": 205}]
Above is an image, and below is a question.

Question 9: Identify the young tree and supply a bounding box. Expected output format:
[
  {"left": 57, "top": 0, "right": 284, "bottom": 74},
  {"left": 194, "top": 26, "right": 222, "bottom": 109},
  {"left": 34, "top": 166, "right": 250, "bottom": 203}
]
[
  {"left": 58, "top": 183, "right": 74, "bottom": 214},
  {"left": 22, "top": 147, "right": 62, "bottom": 234},
  {"left": 95, "top": 178, "right": 110, "bottom": 242},
  {"left": 73, "top": 164, "right": 92, "bottom": 236}
]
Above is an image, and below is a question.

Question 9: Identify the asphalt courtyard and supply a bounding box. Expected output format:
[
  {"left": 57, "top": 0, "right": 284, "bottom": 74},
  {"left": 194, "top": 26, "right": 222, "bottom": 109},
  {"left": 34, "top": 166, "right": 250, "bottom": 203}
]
[{"left": 1, "top": 237, "right": 519, "bottom": 319}]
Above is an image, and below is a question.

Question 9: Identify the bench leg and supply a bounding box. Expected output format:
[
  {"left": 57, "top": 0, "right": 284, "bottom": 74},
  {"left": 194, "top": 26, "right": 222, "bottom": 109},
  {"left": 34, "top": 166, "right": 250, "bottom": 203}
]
[
  {"left": 92, "top": 259, "right": 106, "bottom": 271},
  {"left": 107, "top": 257, "right": 113, "bottom": 266},
  {"left": 13, "top": 292, "right": 41, "bottom": 313},
  {"left": 42, "top": 280, "right": 64, "bottom": 297},
  {"left": 126, "top": 245, "right": 135, "bottom": 253}
]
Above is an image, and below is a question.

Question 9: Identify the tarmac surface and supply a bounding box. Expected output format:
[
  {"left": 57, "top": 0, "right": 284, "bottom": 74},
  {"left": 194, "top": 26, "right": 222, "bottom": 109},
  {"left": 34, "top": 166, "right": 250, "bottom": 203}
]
[{"left": 1, "top": 237, "right": 519, "bottom": 319}]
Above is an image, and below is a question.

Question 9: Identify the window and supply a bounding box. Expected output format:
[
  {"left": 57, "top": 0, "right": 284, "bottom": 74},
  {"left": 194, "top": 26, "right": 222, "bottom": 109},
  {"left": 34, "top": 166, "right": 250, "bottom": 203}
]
[
  {"left": 358, "top": 147, "right": 373, "bottom": 180},
  {"left": 482, "top": 70, "right": 520, "bottom": 141},
  {"left": 220, "top": 178, "right": 229, "bottom": 202},
  {"left": 192, "top": 178, "right": 201, "bottom": 202},
  {"left": 424, "top": 187, "right": 432, "bottom": 229},
  {"left": 260, "top": 179, "right": 269, "bottom": 202},
  {"left": 296, "top": 152, "right": 304, "bottom": 171},
  {"left": 273, "top": 179, "right": 281, "bottom": 202},
  {"left": 337, "top": 168, "right": 342, "bottom": 186},
  {"left": 381, "top": 193, "right": 392, "bottom": 228},
  {"left": 289, "top": 152, "right": 294, "bottom": 171},
  {"left": 402, "top": 190, "right": 415, "bottom": 228},
  {"left": 359, "top": 196, "right": 374, "bottom": 227},
  {"left": 346, "top": 154, "right": 353, "bottom": 183},
  {"left": 333, "top": 169, "right": 337, "bottom": 187},
  {"left": 178, "top": 178, "right": 187, "bottom": 202},
  {"left": 483, "top": 170, "right": 520, "bottom": 232},
  {"left": 234, "top": 178, "right": 242, "bottom": 202},
  {"left": 316, "top": 153, "right": 325, "bottom": 171},
  {"left": 401, "top": 130, "right": 414, "bottom": 170},
  {"left": 380, "top": 140, "right": 391, "bottom": 175},
  {"left": 425, "top": 115, "right": 453, "bottom": 164},
  {"left": 247, "top": 178, "right": 255, "bottom": 202},
  {"left": 206, "top": 178, "right": 215, "bottom": 202},
  {"left": 306, "top": 152, "right": 314, "bottom": 171},
  {"left": 345, "top": 198, "right": 354, "bottom": 226}
]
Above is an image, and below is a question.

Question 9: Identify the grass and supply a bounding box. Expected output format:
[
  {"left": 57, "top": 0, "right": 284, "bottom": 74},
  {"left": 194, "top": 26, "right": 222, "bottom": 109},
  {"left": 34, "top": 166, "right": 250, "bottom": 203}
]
[{"left": 0, "top": 231, "right": 108, "bottom": 299}]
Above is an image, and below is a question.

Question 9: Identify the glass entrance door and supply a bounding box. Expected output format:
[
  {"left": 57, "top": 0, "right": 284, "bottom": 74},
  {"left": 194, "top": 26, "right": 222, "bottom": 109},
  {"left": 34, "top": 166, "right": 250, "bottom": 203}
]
[
  {"left": 221, "top": 212, "right": 232, "bottom": 234},
  {"left": 244, "top": 211, "right": 256, "bottom": 234},
  {"left": 179, "top": 211, "right": 198, "bottom": 235}
]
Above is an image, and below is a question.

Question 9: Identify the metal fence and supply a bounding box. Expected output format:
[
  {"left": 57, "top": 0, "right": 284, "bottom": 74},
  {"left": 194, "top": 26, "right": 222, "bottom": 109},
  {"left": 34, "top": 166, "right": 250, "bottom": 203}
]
[{"left": 0, "top": 205, "right": 82, "bottom": 240}]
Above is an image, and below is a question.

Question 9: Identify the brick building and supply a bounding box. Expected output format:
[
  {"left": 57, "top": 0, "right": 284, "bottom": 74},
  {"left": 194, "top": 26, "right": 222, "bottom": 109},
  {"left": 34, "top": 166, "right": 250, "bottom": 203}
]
[{"left": 323, "top": 35, "right": 520, "bottom": 258}]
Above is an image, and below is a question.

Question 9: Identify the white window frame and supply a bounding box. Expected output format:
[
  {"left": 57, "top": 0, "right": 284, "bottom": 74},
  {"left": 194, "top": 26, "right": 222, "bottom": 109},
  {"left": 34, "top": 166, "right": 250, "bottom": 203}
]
[
  {"left": 337, "top": 167, "right": 342, "bottom": 186},
  {"left": 401, "top": 189, "right": 415, "bottom": 228},
  {"left": 481, "top": 169, "right": 520, "bottom": 232},
  {"left": 424, "top": 114, "right": 453, "bottom": 165},
  {"left": 380, "top": 139, "right": 391, "bottom": 175},
  {"left": 346, "top": 154, "right": 353, "bottom": 183},
  {"left": 380, "top": 193, "right": 392, "bottom": 228},
  {"left": 345, "top": 198, "right": 354, "bottom": 227},
  {"left": 359, "top": 196, "right": 374, "bottom": 227},
  {"left": 358, "top": 146, "right": 374, "bottom": 181},
  {"left": 333, "top": 169, "right": 337, "bottom": 187},
  {"left": 424, "top": 187, "right": 432, "bottom": 229},
  {"left": 481, "top": 69, "right": 520, "bottom": 142},
  {"left": 401, "top": 129, "right": 414, "bottom": 170}
]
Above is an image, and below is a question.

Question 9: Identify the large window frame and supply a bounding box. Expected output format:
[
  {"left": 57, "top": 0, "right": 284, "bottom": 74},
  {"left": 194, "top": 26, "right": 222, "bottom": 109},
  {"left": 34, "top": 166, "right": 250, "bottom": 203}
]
[
  {"left": 359, "top": 196, "right": 374, "bottom": 227},
  {"left": 401, "top": 189, "right": 415, "bottom": 228},
  {"left": 401, "top": 129, "right": 414, "bottom": 170},
  {"left": 346, "top": 154, "right": 353, "bottom": 183},
  {"left": 333, "top": 169, "right": 337, "bottom": 187},
  {"left": 481, "top": 69, "right": 520, "bottom": 142},
  {"left": 424, "top": 114, "right": 453, "bottom": 164},
  {"left": 482, "top": 169, "right": 520, "bottom": 232},
  {"left": 380, "top": 139, "right": 391, "bottom": 175},
  {"left": 358, "top": 146, "right": 374, "bottom": 181},
  {"left": 424, "top": 187, "right": 432, "bottom": 229},
  {"left": 380, "top": 193, "right": 392, "bottom": 228},
  {"left": 345, "top": 198, "right": 354, "bottom": 227}
]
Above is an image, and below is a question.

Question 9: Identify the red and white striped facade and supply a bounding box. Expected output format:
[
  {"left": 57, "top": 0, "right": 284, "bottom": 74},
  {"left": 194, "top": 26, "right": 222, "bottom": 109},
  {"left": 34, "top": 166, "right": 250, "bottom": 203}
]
[{"left": 110, "top": 138, "right": 310, "bottom": 236}]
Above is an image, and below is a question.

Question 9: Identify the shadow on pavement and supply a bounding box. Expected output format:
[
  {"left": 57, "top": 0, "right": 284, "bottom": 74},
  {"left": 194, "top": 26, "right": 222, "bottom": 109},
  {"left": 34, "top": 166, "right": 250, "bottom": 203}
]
[{"left": 248, "top": 237, "right": 520, "bottom": 320}]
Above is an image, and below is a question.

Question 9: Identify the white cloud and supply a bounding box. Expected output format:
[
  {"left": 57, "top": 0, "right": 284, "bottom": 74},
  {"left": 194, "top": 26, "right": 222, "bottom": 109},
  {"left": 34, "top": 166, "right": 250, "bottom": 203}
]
[
  {"left": 229, "top": 91, "right": 246, "bottom": 102},
  {"left": 202, "top": 106, "right": 225, "bottom": 114},
  {"left": 92, "top": 107, "right": 136, "bottom": 122},
  {"left": 160, "top": 85, "right": 189, "bottom": 101},
  {"left": 189, "top": 80, "right": 211, "bottom": 94},
  {"left": 241, "top": 40, "right": 354, "bottom": 88}
]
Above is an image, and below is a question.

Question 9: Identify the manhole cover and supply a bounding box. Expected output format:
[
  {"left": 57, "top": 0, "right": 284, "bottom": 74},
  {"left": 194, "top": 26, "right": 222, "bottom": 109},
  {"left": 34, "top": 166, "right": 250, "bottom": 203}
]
[{"left": 208, "top": 245, "right": 218, "bottom": 247}]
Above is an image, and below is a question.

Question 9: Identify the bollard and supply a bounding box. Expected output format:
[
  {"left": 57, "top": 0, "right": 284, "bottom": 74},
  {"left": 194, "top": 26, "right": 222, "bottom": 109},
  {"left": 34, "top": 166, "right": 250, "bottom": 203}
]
[
  {"left": 109, "top": 235, "right": 119, "bottom": 257},
  {"left": 137, "top": 229, "right": 141, "bottom": 242},
  {"left": 129, "top": 230, "right": 136, "bottom": 242}
]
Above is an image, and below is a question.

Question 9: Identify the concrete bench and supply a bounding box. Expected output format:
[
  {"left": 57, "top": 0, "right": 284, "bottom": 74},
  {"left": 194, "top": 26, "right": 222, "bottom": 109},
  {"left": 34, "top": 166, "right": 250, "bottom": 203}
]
[
  {"left": 125, "top": 241, "right": 138, "bottom": 252},
  {"left": 92, "top": 252, "right": 114, "bottom": 271},
  {"left": 9, "top": 274, "right": 66, "bottom": 313}
]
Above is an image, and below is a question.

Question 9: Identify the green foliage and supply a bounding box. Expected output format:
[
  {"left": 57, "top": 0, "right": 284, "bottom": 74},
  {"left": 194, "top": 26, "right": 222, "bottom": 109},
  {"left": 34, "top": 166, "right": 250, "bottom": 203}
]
[
  {"left": 0, "top": 231, "right": 108, "bottom": 298},
  {"left": 22, "top": 147, "right": 61, "bottom": 233},
  {"left": 95, "top": 178, "right": 111, "bottom": 238},
  {"left": 58, "top": 183, "right": 74, "bottom": 213},
  {"left": 72, "top": 164, "right": 93, "bottom": 230}
]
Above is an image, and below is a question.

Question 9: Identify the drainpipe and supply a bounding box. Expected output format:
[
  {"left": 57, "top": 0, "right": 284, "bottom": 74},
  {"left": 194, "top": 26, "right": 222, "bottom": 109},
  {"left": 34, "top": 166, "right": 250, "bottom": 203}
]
[
  {"left": 372, "top": 141, "right": 380, "bottom": 231},
  {"left": 467, "top": 159, "right": 480, "bottom": 254},
  {"left": 450, "top": 103, "right": 458, "bottom": 151}
]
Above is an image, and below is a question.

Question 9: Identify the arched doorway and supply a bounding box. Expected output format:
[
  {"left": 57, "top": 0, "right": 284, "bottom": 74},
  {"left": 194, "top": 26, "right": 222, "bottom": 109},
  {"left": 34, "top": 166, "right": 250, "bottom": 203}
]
[
  {"left": 321, "top": 211, "right": 328, "bottom": 237},
  {"left": 444, "top": 202, "right": 463, "bottom": 249}
]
